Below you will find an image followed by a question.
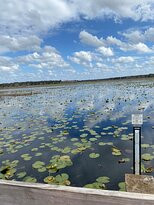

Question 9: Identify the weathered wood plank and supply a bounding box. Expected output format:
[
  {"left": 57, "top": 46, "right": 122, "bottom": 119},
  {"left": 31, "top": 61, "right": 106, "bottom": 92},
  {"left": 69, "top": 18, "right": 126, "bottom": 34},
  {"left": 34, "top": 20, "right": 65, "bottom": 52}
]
[
  {"left": 0, "top": 180, "right": 154, "bottom": 205},
  {"left": 125, "top": 174, "right": 154, "bottom": 194}
]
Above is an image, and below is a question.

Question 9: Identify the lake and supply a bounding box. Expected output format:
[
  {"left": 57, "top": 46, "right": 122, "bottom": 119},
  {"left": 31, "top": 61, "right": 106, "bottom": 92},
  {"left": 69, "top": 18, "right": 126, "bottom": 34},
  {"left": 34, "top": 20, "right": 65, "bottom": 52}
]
[{"left": 0, "top": 79, "right": 154, "bottom": 191}]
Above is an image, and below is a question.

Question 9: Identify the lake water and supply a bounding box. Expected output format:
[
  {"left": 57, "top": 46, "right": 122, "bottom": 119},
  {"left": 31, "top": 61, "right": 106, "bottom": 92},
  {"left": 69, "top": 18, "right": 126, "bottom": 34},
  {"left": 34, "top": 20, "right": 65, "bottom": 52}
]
[{"left": 0, "top": 79, "right": 154, "bottom": 190}]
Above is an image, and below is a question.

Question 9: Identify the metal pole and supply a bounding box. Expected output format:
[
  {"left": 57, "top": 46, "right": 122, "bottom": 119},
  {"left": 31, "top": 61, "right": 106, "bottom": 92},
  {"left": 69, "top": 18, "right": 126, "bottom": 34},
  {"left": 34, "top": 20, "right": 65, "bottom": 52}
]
[
  {"left": 132, "top": 114, "right": 143, "bottom": 175},
  {"left": 133, "top": 127, "right": 141, "bottom": 175}
]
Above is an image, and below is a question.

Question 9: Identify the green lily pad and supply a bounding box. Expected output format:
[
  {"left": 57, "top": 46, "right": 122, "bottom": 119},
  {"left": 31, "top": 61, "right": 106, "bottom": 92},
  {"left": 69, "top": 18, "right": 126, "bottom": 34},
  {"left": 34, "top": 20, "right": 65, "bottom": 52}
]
[
  {"left": 89, "top": 153, "right": 100, "bottom": 159},
  {"left": 84, "top": 182, "right": 105, "bottom": 189},
  {"left": 38, "top": 167, "right": 47, "bottom": 172},
  {"left": 32, "top": 161, "right": 45, "bottom": 169},
  {"left": 46, "top": 155, "right": 73, "bottom": 173},
  {"left": 112, "top": 147, "right": 122, "bottom": 156},
  {"left": 44, "top": 176, "right": 55, "bottom": 184},
  {"left": 21, "top": 154, "right": 32, "bottom": 161},
  {"left": 17, "top": 172, "right": 26, "bottom": 179},
  {"left": 118, "top": 182, "right": 126, "bottom": 191},
  {"left": 96, "top": 176, "right": 110, "bottom": 184},
  {"left": 141, "top": 144, "right": 150, "bottom": 149},
  {"left": 23, "top": 176, "right": 37, "bottom": 183},
  {"left": 35, "top": 152, "right": 42, "bottom": 157},
  {"left": 44, "top": 173, "right": 70, "bottom": 186},
  {"left": 142, "top": 153, "right": 154, "bottom": 161}
]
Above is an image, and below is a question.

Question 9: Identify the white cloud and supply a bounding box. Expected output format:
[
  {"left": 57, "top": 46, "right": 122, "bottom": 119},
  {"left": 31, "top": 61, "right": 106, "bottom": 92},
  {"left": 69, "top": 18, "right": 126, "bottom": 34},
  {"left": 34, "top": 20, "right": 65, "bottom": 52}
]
[
  {"left": 130, "top": 42, "right": 152, "bottom": 53},
  {"left": 17, "top": 46, "right": 70, "bottom": 70},
  {"left": 0, "top": 35, "right": 42, "bottom": 53},
  {"left": 0, "top": 0, "right": 77, "bottom": 35},
  {"left": 79, "top": 30, "right": 105, "bottom": 47},
  {"left": 75, "top": 0, "right": 154, "bottom": 21},
  {"left": 121, "top": 27, "right": 154, "bottom": 43},
  {"left": 0, "top": 0, "right": 153, "bottom": 35},
  {"left": 0, "top": 56, "right": 19, "bottom": 72},
  {"left": 69, "top": 51, "right": 94, "bottom": 68},
  {"left": 112, "top": 56, "right": 135, "bottom": 63},
  {"left": 80, "top": 31, "right": 152, "bottom": 53},
  {"left": 97, "top": 46, "right": 114, "bottom": 57},
  {"left": 121, "top": 30, "right": 144, "bottom": 43},
  {"left": 145, "top": 27, "right": 154, "bottom": 42},
  {"left": 107, "top": 36, "right": 152, "bottom": 53}
]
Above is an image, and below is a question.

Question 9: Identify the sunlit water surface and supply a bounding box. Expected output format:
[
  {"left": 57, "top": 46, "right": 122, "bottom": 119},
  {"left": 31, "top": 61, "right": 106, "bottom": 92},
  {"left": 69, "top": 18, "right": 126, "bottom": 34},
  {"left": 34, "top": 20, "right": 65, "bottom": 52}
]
[{"left": 0, "top": 80, "right": 154, "bottom": 190}]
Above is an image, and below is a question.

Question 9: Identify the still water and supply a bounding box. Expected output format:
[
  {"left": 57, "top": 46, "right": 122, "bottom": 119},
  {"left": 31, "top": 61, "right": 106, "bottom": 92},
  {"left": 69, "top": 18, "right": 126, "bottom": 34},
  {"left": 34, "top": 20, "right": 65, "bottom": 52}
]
[{"left": 0, "top": 80, "right": 154, "bottom": 190}]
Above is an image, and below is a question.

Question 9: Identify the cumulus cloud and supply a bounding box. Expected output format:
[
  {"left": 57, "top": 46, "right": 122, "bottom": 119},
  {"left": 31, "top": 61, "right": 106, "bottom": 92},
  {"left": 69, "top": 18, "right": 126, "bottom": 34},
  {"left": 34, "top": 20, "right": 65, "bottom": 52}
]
[
  {"left": 0, "top": 0, "right": 77, "bottom": 35},
  {"left": 121, "top": 27, "right": 154, "bottom": 43},
  {"left": 106, "top": 36, "right": 152, "bottom": 53},
  {"left": 112, "top": 56, "right": 135, "bottom": 63},
  {"left": 0, "top": 56, "right": 19, "bottom": 72},
  {"left": 130, "top": 42, "right": 152, "bottom": 53},
  {"left": 0, "top": 0, "right": 153, "bottom": 35},
  {"left": 0, "top": 0, "right": 154, "bottom": 82},
  {"left": 80, "top": 31, "right": 152, "bottom": 53},
  {"left": 75, "top": 0, "right": 154, "bottom": 21},
  {"left": 17, "top": 46, "right": 71, "bottom": 70},
  {"left": 79, "top": 30, "right": 105, "bottom": 47},
  {"left": 69, "top": 51, "right": 94, "bottom": 68},
  {"left": 97, "top": 46, "right": 114, "bottom": 57},
  {"left": 0, "top": 35, "right": 42, "bottom": 53}
]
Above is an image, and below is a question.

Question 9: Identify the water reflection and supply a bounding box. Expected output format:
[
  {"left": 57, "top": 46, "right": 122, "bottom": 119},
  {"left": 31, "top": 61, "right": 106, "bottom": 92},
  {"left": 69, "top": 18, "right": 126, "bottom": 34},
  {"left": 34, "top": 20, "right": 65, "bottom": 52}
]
[{"left": 0, "top": 80, "right": 153, "bottom": 190}]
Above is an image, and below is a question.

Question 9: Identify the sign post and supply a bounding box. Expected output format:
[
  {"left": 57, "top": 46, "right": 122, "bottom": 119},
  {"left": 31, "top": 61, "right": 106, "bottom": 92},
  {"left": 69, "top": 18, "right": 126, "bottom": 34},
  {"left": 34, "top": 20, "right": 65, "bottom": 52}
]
[{"left": 132, "top": 114, "right": 143, "bottom": 175}]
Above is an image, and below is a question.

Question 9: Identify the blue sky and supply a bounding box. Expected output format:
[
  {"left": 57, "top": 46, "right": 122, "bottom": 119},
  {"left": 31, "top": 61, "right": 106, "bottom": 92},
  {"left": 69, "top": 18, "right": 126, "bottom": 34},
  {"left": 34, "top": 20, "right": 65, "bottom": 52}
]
[{"left": 0, "top": 0, "right": 154, "bottom": 83}]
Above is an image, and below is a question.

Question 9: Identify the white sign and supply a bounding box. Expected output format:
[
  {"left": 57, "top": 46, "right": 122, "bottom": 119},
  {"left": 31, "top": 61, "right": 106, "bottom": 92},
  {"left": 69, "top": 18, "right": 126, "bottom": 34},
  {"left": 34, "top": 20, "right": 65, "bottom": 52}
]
[{"left": 132, "top": 114, "right": 143, "bottom": 125}]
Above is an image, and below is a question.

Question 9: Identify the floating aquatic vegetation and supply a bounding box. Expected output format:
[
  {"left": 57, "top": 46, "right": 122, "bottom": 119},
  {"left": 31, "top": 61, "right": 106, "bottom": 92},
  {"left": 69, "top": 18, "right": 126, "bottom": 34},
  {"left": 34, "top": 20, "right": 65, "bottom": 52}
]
[
  {"left": 44, "top": 173, "right": 70, "bottom": 186},
  {"left": 118, "top": 158, "right": 130, "bottom": 163},
  {"left": 71, "top": 138, "right": 78, "bottom": 142},
  {"left": 96, "top": 176, "right": 110, "bottom": 183},
  {"left": 0, "top": 160, "right": 19, "bottom": 179},
  {"left": 141, "top": 144, "right": 150, "bottom": 149},
  {"left": 89, "top": 138, "right": 97, "bottom": 142},
  {"left": 89, "top": 153, "right": 100, "bottom": 159},
  {"left": 61, "top": 147, "right": 71, "bottom": 154},
  {"left": 0, "top": 149, "right": 3, "bottom": 154},
  {"left": 31, "top": 148, "right": 38, "bottom": 152},
  {"left": 0, "top": 80, "right": 153, "bottom": 191},
  {"left": 46, "top": 155, "right": 73, "bottom": 173},
  {"left": 99, "top": 142, "right": 113, "bottom": 146},
  {"left": 17, "top": 172, "right": 26, "bottom": 179},
  {"left": 35, "top": 152, "right": 42, "bottom": 157},
  {"left": 80, "top": 134, "right": 88, "bottom": 138},
  {"left": 118, "top": 182, "right": 126, "bottom": 191},
  {"left": 23, "top": 176, "right": 37, "bottom": 183},
  {"left": 142, "top": 153, "right": 154, "bottom": 161},
  {"left": 32, "top": 161, "right": 46, "bottom": 172},
  {"left": 112, "top": 147, "right": 122, "bottom": 156},
  {"left": 44, "top": 176, "right": 55, "bottom": 184},
  {"left": 84, "top": 176, "right": 110, "bottom": 189},
  {"left": 121, "top": 134, "right": 132, "bottom": 141},
  {"left": 21, "top": 153, "right": 32, "bottom": 161}
]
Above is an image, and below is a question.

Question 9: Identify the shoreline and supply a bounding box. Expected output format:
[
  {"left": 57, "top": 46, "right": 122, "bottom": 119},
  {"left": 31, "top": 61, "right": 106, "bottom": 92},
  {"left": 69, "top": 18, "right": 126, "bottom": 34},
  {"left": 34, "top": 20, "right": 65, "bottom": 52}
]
[{"left": 0, "top": 74, "right": 154, "bottom": 90}]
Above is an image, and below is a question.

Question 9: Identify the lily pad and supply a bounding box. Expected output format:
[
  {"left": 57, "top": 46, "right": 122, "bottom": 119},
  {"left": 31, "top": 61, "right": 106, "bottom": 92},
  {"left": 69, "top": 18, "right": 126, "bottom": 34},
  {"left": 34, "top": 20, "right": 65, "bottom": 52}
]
[
  {"left": 44, "top": 173, "right": 70, "bottom": 186},
  {"left": 112, "top": 147, "right": 122, "bottom": 156},
  {"left": 89, "top": 153, "right": 100, "bottom": 159},
  {"left": 23, "top": 176, "right": 37, "bottom": 183},
  {"left": 118, "top": 182, "right": 126, "bottom": 191},
  {"left": 96, "top": 176, "right": 110, "bottom": 183},
  {"left": 142, "top": 153, "right": 154, "bottom": 161},
  {"left": 17, "top": 172, "right": 26, "bottom": 179},
  {"left": 32, "top": 161, "right": 45, "bottom": 169}
]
